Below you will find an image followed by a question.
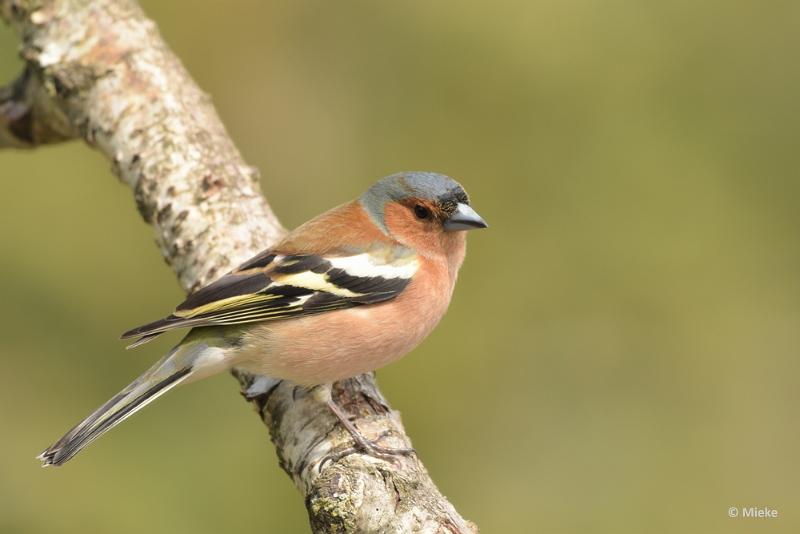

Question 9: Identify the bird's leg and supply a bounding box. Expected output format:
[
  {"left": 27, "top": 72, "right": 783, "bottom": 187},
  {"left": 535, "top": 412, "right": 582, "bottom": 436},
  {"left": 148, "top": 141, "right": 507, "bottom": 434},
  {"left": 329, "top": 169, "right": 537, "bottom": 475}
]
[
  {"left": 311, "top": 383, "right": 416, "bottom": 459},
  {"left": 325, "top": 395, "right": 416, "bottom": 458}
]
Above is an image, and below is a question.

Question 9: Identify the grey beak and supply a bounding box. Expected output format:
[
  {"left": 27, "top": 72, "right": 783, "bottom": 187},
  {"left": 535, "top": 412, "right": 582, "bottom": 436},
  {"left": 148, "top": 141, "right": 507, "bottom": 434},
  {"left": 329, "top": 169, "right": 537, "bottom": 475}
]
[{"left": 444, "top": 203, "right": 488, "bottom": 231}]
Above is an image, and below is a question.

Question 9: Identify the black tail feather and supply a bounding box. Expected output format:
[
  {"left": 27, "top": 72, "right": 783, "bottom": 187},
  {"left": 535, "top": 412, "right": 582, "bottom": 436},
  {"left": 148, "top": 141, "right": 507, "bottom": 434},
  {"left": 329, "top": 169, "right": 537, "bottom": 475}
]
[
  {"left": 120, "top": 314, "right": 185, "bottom": 339},
  {"left": 38, "top": 367, "right": 192, "bottom": 466}
]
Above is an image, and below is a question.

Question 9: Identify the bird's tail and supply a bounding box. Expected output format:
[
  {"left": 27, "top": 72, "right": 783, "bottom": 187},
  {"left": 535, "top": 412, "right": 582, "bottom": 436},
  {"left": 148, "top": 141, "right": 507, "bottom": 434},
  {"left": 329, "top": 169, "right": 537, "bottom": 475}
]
[{"left": 38, "top": 335, "right": 228, "bottom": 467}]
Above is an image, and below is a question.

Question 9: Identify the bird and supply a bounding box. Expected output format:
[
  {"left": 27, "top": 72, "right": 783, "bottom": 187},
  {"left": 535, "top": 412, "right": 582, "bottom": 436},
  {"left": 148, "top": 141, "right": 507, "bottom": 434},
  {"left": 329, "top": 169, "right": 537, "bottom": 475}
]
[{"left": 38, "top": 171, "right": 487, "bottom": 466}]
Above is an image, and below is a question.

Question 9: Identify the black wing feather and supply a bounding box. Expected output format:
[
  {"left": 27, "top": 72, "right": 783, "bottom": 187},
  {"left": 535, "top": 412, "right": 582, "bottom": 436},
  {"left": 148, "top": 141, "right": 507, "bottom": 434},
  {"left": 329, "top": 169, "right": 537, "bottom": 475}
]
[
  {"left": 121, "top": 250, "right": 415, "bottom": 346},
  {"left": 176, "top": 272, "right": 273, "bottom": 313}
]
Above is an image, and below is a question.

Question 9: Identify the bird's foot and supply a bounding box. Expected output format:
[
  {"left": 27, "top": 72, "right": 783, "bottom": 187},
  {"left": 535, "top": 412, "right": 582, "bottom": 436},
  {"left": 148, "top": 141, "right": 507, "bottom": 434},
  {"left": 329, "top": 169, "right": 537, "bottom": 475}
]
[
  {"left": 344, "top": 428, "right": 416, "bottom": 458},
  {"left": 311, "top": 384, "right": 415, "bottom": 464},
  {"left": 323, "top": 429, "right": 416, "bottom": 468},
  {"left": 241, "top": 375, "right": 281, "bottom": 400}
]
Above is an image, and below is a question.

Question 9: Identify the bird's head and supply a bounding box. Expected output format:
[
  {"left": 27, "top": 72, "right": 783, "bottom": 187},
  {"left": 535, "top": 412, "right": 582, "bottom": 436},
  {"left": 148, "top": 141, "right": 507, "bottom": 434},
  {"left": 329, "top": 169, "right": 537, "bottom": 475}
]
[{"left": 360, "top": 171, "right": 487, "bottom": 256}]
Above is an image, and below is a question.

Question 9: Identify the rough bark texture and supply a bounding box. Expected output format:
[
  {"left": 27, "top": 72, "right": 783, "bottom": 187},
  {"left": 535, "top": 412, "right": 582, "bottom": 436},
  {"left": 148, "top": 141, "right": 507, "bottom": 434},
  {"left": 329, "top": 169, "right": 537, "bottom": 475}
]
[{"left": 0, "top": 1, "right": 475, "bottom": 532}]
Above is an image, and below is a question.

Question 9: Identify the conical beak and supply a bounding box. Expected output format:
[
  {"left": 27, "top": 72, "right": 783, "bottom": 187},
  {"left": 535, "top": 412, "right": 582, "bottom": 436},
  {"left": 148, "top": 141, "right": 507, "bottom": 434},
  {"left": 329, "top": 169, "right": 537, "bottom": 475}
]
[{"left": 443, "top": 203, "right": 488, "bottom": 232}]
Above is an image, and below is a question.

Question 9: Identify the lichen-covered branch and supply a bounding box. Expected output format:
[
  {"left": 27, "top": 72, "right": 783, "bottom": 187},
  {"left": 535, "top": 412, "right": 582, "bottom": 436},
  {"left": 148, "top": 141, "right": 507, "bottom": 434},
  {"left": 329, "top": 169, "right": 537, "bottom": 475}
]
[{"left": 0, "top": 0, "right": 475, "bottom": 531}]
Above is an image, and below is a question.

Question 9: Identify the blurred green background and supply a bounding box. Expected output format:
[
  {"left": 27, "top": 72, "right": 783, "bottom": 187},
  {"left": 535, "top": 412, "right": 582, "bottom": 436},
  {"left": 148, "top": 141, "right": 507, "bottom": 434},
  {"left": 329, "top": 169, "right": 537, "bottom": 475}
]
[{"left": 1, "top": 1, "right": 799, "bottom": 532}]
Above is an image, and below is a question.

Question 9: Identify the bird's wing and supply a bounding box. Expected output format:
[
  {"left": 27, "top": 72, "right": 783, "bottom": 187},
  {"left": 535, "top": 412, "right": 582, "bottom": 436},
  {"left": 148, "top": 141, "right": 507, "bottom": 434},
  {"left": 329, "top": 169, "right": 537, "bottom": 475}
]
[{"left": 121, "top": 245, "right": 419, "bottom": 347}]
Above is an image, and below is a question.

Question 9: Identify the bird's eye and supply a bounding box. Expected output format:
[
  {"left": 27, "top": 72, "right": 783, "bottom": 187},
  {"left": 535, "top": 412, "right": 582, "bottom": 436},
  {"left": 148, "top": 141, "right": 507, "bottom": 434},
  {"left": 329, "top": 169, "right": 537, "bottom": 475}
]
[{"left": 414, "top": 204, "right": 431, "bottom": 220}]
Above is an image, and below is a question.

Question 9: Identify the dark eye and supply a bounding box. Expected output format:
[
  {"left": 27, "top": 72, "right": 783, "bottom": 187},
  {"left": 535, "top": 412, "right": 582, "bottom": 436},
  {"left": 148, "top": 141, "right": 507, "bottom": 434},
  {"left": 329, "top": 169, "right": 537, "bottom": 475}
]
[{"left": 414, "top": 204, "right": 431, "bottom": 220}]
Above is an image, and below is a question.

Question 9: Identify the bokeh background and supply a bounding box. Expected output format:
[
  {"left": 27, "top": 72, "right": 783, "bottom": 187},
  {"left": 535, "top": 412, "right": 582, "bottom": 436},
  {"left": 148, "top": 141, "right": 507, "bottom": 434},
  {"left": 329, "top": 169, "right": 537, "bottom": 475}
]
[{"left": 1, "top": 1, "right": 799, "bottom": 533}]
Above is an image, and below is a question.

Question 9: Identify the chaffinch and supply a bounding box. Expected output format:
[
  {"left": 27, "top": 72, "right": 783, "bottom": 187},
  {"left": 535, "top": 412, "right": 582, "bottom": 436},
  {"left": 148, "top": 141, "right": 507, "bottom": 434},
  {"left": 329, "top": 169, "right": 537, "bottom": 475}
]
[{"left": 39, "top": 171, "right": 487, "bottom": 466}]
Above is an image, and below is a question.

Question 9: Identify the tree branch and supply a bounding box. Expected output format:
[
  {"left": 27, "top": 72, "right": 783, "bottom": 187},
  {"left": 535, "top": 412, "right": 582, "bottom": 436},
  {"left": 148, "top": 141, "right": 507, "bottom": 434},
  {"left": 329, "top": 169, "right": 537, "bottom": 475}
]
[{"left": 0, "top": 0, "right": 475, "bottom": 531}]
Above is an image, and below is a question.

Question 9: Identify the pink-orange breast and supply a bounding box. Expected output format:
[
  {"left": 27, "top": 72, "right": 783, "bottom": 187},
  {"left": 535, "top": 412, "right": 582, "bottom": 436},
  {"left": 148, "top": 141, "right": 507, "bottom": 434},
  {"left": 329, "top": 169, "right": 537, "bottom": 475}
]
[{"left": 235, "top": 257, "right": 456, "bottom": 386}]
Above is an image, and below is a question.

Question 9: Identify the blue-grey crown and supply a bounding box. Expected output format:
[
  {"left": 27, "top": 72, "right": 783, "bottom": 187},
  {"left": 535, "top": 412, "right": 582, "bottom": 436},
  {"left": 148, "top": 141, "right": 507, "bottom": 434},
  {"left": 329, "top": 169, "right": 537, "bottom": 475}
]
[{"left": 360, "top": 171, "right": 469, "bottom": 231}]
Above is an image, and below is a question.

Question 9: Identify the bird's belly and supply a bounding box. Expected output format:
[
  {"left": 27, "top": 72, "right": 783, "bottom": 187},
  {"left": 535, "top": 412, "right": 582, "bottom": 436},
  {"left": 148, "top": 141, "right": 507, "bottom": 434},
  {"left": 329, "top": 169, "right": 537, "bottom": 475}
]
[{"left": 237, "top": 298, "right": 445, "bottom": 386}]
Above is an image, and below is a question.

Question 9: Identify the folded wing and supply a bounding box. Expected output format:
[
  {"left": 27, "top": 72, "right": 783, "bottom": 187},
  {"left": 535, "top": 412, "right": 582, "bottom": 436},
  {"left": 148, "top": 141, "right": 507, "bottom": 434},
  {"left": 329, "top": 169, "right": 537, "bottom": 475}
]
[{"left": 121, "top": 247, "right": 419, "bottom": 347}]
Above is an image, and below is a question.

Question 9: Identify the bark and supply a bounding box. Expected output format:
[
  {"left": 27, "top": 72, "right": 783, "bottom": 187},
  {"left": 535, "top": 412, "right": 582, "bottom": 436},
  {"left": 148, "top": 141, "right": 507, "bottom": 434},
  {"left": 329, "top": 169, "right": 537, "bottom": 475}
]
[{"left": 0, "top": 1, "right": 475, "bottom": 532}]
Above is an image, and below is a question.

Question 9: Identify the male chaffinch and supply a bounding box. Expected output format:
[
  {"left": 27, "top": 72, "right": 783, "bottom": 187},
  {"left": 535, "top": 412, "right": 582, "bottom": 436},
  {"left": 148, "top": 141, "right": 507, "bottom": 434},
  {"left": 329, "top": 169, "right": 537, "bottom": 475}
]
[{"left": 39, "top": 171, "right": 487, "bottom": 466}]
